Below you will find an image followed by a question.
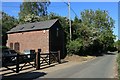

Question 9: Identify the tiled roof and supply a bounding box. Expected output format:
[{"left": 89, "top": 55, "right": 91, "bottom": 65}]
[{"left": 7, "top": 19, "right": 58, "bottom": 33}]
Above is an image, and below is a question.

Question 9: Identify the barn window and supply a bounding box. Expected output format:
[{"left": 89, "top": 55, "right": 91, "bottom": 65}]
[
  {"left": 14, "top": 42, "right": 20, "bottom": 52},
  {"left": 57, "top": 28, "right": 59, "bottom": 37},
  {"left": 10, "top": 43, "right": 13, "bottom": 49}
]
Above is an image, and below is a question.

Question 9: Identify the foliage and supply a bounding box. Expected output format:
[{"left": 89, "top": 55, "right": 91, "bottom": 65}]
[
  {"left": 1, "top": 12, "right": 18, "bottom": 35},
  {"left": 72, "top": 16, "right": 82, "bottom": 40},
  {"left": 114, "top": 40, "right": 120, "bottom": 51},
  {"left": 66, "top": 39, "right": 82, "bottom": 55},
  {"left": 23, "top": 14, "right": 48, "bottom": 23},
  {"left": 0, "top": 46, "right": 9, "bottom": 49},
  {"left": 19, "top": 1, "right": 50, "bottom": 24},
  {"left": 117, "top": 52, "right": 120, "bottom": 79},
  {"left": 70, "top": 9, "right": 116, "bottom": 55},
  {"left": 81, "top": 9, "right": 115, "bottom": 48},
  {"left": 47, "top": 10, "right": 115, "bottom": 55},
  {"left": 1, "top": 12, "right": 18, "bottom": 46}
]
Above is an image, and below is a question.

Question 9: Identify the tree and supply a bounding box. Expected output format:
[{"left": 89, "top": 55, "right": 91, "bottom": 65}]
[
  {"left": 79, "top": 9, "right": 115, "bottom": 53},
  {"left": 1, "top": 12, "right": 18, "bottom": 46},
  {"left": 69, "top": 9, "right": 115, "bottom": 55},
  {"left": 72, "top": 16, "right": 82, "bottom": 40},
  {"left": 19, "top": 1, "right": 50, "bottom": 23},
  {"left": 23, "top": 14, "right": 48, "bottom": 23}
]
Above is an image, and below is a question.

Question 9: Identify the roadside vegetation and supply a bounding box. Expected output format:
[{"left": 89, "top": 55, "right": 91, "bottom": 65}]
[
  {"left": 116, "top": 40, "right": 120, "bottom": 79},
  {"left": 1, "top": 2, "right": 116, "bottom": 57},
  {"left": 67, "top": 10, "right": 116, "bottom": 56},
  {"left": 117, "top": 52, "right": 120, "bottom": 79}
]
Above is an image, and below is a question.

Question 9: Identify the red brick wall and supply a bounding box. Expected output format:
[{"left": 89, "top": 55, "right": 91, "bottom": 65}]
[{"left": 7, "top": 30, "right": 49, "bottom": 53}]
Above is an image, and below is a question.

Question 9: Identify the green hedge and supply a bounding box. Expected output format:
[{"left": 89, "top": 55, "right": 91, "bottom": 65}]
[
  {"left": 0, "top": 46, "right": 8, "bottom": 49},
  {"left": 117, "top": 52, "right": 120, "bottom": 79},
  {"left": 66, "top": 39, "right": 82, "bottom": 55}
]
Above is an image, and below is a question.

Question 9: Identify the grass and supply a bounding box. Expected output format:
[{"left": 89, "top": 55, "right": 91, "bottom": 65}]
[
  {"left": 0, "top": 46, "right": 8, "bottom": 49},
  {"left": 117, "top": 52, "right": 120, "bottom": 79}
]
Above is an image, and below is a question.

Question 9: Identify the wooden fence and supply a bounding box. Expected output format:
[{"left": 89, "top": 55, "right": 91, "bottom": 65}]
[{"left": 2, "top": 49, "right": 61, "bottom": 73}]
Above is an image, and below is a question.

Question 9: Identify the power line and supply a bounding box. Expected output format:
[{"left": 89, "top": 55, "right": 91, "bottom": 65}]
[
  {"left": 63, "top": 1, "right": 72, "bottom": 40},
  {"left": 63, "top": 1, "right": 79, "bottom": 18},
  {"left": 63, "top": 1, "right": 79, "bottom": 40},
  {"left": 70, "top": 7, "right": 79, "bottom": 18}
]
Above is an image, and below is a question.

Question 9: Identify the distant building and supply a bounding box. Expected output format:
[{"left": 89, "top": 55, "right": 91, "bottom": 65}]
[{"left": 7, "top": 19, "right": 65, "bottom": 58}]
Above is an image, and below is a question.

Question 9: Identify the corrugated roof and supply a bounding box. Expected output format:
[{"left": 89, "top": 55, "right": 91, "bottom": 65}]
[{"left": 7, "top": 19, "right": 58, "bottom": 33}]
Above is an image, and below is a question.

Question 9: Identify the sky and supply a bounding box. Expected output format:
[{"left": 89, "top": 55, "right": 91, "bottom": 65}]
[{"left": 1, "top": 2, "right": 119, "bottom": 40}]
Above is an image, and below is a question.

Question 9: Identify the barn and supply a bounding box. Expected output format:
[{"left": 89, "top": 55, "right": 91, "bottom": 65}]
[{"left": 7, "top": 19, "right": 66, "bottom": 58}]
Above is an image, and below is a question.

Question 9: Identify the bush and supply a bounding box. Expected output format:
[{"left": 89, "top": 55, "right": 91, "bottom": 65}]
[
  {"left": 118, "top": 45, "right": 120, "bottom": 53},
  {"left": 0, "top": 46, "right": 9, "bottom": 50},
  {"left": 107, "top": 46, "right": 117, "bottom": 52},
  {"left": 117, "top": 52, "right": 120, "bottom": 79},
  {"left": 66, "top": 39, "right": 82, "bottom": 55},
  {"left": 114, "top": 40, "right": 120, "bottom": 52}
]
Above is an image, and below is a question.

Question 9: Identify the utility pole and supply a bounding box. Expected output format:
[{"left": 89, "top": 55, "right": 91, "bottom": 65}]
[{"left": 68, "top": 0, "right": 72, "bottom": 40}]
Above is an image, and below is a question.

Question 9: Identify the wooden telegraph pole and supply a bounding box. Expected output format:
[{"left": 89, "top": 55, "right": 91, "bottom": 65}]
[{"left": 68, "top": 0, "right": 72, "bottom": 40}]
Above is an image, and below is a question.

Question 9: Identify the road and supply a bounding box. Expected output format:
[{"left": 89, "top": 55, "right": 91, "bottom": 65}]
[{"left": 39, "top": 52, "right": 117, "bottom": 78}]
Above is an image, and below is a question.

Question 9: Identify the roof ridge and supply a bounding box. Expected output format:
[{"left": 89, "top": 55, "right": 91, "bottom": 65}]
[
  {"left": 16, "top": 19, "right": 58, "bottom": 27},
  {"left": 7, "top": 19, "right": 59, "bottom": 34}
]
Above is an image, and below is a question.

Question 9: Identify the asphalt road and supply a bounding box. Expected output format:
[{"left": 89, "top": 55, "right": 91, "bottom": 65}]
[{"left": 40, "top": 52, "right": 117, "bottom": 78}]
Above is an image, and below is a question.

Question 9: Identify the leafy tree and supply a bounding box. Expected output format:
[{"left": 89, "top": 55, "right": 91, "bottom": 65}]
[
  {"left": 79, "top": 9, "right": 115, "bottom": 52},
  {"left": 72, "top": 16, "right": 81, "bottom": 40},
  {"left": 1, "top": 12, "right": 18, "bottom": 46},
  {"left": 23, "top": 14, "right": 48, "bottom": 23},
  {"left": 19, "top": 1, "right": 50, "bottom": 23},
  {"left": 69, "top": 9, "right": 115, "bottom": 55}
]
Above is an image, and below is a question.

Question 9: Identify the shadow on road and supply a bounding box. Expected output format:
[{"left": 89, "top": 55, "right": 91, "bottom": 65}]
[
  {"left": 2, "top": 71, "right": 47, "bottom": 80},
  {"left": 1, "top": 60, "right": 69, "bottom": 80}
]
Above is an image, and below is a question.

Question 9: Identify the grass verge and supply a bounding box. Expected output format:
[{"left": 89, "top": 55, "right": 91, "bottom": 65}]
[
  {"left": 65, "top": 54, "right": 95, "bottom": 62},
  {"left": 117, "top": 52, "right": 120, "bottom": 79}
]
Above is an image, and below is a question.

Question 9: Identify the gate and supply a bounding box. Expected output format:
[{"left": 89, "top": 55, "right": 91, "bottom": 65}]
[
  {"left": 2, "top": 49, "right": 61, "bottom": 73},
  {"left": 2, "top": 53, "right": 36, "bottom": 73},
  {"left": 36, "top": 49, "right": 61, "bottom": 70}
]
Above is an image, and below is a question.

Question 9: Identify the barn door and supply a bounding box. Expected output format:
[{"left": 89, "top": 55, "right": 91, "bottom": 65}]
[{"left": 14, "top": 42, "right": 20, "bottom": 52}]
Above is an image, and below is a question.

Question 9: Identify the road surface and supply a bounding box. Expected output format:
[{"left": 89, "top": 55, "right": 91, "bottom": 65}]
[{"left": 39, "top": 52, "right": 117, "bottom": 78}]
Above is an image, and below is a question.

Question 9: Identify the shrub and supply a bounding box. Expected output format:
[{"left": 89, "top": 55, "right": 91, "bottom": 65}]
[
  {"left": 66, "top": 39, "right": 82, "bottom": 55},
  {"left": 0, "top": 46, "right": 9, "bottom": 50},
  {"left": 114, "top": 40, "right": 120, "bottom": 52},
  {"left": 117, "top": 52, "right": 120, "bottom": 79}
]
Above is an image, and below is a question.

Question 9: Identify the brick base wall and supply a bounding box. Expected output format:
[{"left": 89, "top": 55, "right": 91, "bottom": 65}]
[{"left": 7, "top": 30, "right": 49, "bottom": 53}]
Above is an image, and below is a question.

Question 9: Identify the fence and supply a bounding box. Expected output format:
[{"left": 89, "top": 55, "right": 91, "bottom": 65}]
[{"left": 2, "top": 49, "right": 61, "bottom": 73}]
